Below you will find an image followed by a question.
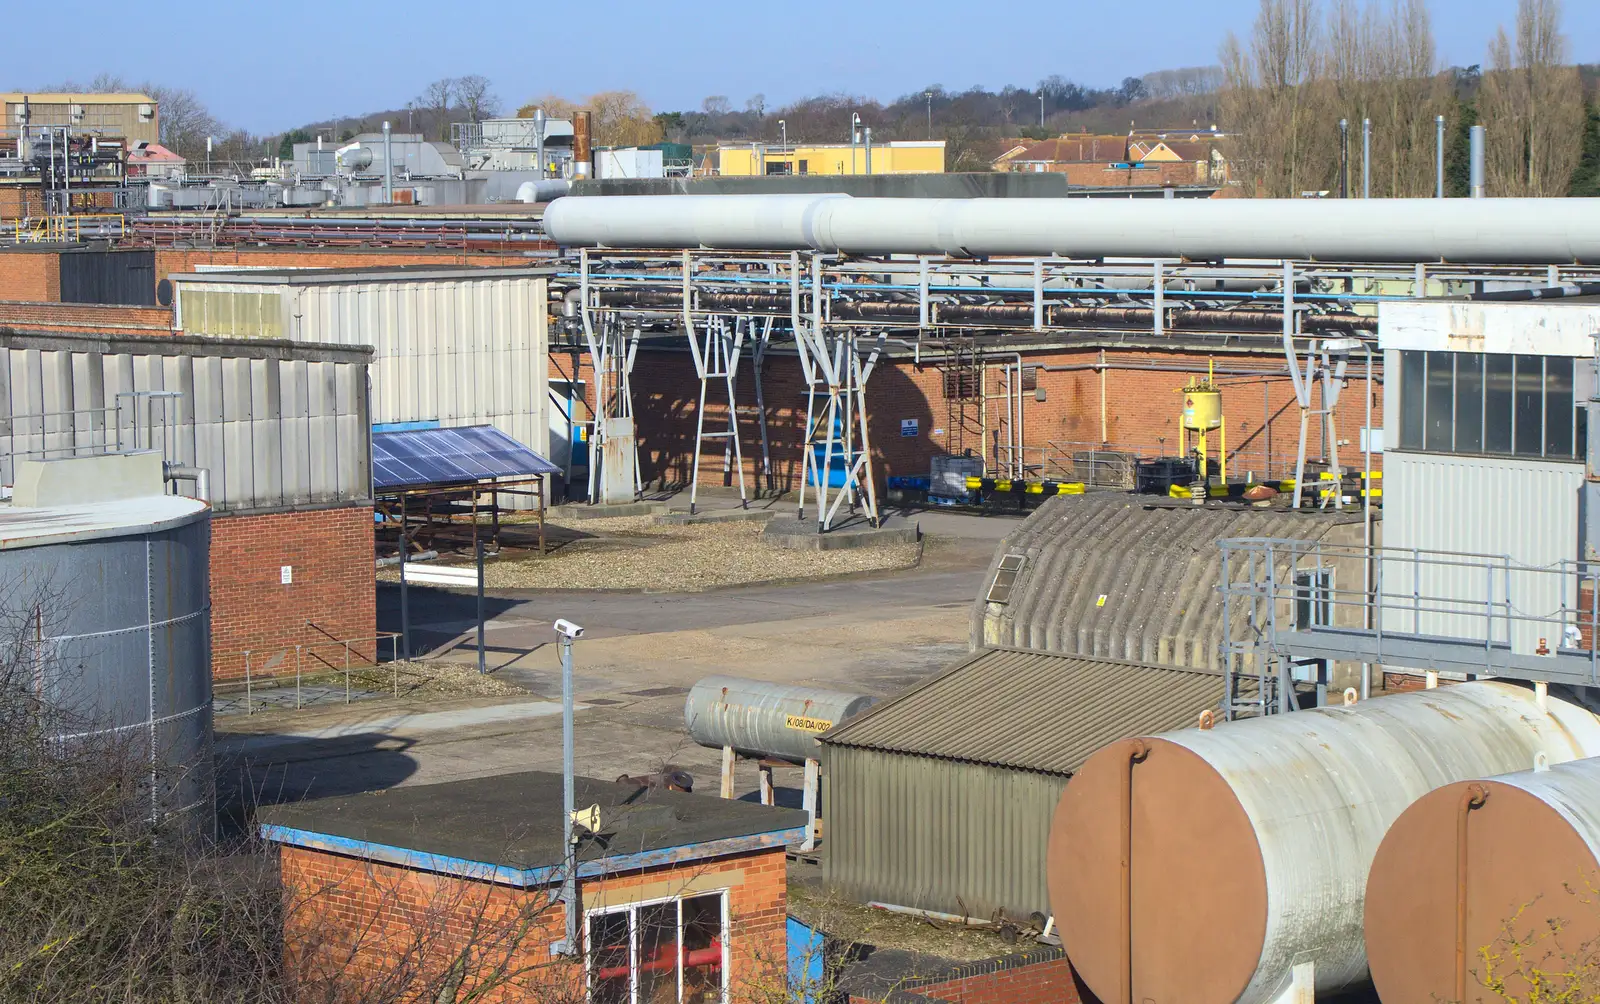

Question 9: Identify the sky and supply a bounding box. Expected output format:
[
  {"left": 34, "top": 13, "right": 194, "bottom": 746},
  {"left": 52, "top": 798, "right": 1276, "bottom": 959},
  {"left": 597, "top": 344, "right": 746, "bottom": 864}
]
[{"left": 9, "top": 0, "right": 1600, "bottom": 135}]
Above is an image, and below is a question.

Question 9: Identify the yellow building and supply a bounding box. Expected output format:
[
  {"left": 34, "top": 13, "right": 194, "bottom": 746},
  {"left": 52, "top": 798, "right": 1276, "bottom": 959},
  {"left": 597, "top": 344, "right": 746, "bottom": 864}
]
[
  {"left": 2, "top": 92, "right": 160, "bottom": 146},
  {"left": 718, "top": 141, "right": 945, "bottom": 176}
]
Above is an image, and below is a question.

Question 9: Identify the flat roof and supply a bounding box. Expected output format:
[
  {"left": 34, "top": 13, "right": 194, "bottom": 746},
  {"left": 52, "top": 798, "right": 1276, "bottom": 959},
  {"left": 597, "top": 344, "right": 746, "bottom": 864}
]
[
  {"left": 172, "top": 263, "right": 555, "bottom": 285},
  {"left": 1, "top": 92, "right": 155, "bottom": 104},
  {"left": 0, "top": 330, "right": 373, "bottom": 365},
  {"left": 258, "top": 771, "right": 809, "bottom": 888},
  {"left": 0, "top": 494, "right": 208, "bottom": 550},
  {"left": 822, "top": 647, "right": 1223, "bottom": 776}
]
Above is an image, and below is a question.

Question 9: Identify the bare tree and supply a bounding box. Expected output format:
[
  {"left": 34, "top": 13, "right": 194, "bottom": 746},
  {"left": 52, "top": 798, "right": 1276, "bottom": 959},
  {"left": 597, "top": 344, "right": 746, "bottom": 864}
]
[
  {"left": 1220, "top": 0, "right": 1324, "bottom": 196},
  {"left": 589, "top": 91, "right": 665, "bottom": 146},
  {"left": 702, "top": 95, "right": 733, "bottom": 117},
  {"left": 1478, "top": 0, "right": 1584, "bottom": 196},
  {"left": 453, "top": 74, "right": 499, "bottom": 124},
  {"left": 417, "top": 77, "right": 455, "bottom": 141}
]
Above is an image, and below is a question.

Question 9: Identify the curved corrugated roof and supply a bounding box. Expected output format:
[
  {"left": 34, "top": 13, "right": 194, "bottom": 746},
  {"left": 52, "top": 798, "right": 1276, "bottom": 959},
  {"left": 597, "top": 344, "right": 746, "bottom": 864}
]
[
  {"left": 970, "top": 493, "right": 1368, "bottom": 669},
  {"left": 820, "top": 647, "right": 1222, "bottom": 776}
]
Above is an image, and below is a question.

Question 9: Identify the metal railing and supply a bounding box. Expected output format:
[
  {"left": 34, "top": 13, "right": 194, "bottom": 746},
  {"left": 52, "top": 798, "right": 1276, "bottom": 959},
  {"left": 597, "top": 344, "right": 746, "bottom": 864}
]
[
  {"left": 233, "top": 632, "right": 404, "bottom": 715},
  {"left": 1218, "top": 537, "right": 1600, "bottom": 691},
  {"left": 1040, "top": 440, "right": 1316, "bottom": 489},
  {"left": 1, "top": 394, "right": 182, "bottom": 486},
  {"left": 4, "top": 213, "right": 125, "bottom": 244}
]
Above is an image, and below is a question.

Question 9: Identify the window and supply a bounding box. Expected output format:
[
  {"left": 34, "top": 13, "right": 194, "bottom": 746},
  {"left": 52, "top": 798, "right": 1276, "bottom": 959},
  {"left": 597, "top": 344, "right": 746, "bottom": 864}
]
[
  {"left": 587, "top": 892, "right": 728, "bottom": 1004},
  {"left": 797, "top": 160, "right": 808, "bottom": 175},
  {"left": 1295, "top": 569, "right": 1334, "bottom": 630},
  {"left": 765, "top": 160, "right": 792, "bottom": 176},
  {"left": 1398, "top": 350, "right": 1583, "bottom": 462}
]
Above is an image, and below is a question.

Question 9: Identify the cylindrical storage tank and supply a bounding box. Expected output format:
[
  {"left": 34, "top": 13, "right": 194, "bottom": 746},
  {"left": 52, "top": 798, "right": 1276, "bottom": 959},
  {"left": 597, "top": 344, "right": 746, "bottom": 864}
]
[
  {"left": 685, "top": 675, "right": 878, "bottom": 763},
  {"left": 0, "top": 494, "right": 212, "bottom": 830},
  {"left": 516, "top": 179, "right": 571, "bottom": 204},
  {"left": 1180, "top": 386, "right": 1222, "bottom": 431},
  {"left": 1047, "top": 681, "right": 1600, "bottom": 1004},
  {"left": 1366, "top": 754, "right": 1600, "bottom": 1004}
]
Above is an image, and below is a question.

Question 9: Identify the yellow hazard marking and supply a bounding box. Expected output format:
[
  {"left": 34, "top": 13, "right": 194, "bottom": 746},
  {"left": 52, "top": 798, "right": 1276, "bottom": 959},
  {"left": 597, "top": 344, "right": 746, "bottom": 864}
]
[
  {"left": 786, "top": 714, "right": 834, "bottom": 734},
  {"left": 1096, "top": 595, "right": 1108, "bottom": 607}
]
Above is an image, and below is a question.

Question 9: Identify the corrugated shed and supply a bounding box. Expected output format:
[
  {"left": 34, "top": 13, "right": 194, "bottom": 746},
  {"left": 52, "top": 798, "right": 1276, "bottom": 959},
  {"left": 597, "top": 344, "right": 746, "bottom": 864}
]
[
  {"left": 171, "top": 269, "right": 550, "bottom": 505},
  {"left": 1382, "top": 450, "right": 1580, "bottom": 655},
  {"left": 970, "top": 494, "right": 1368, "bottom": 668},
  {"left": 0, "top": 332, "right": 371, "bottom": 514},
  {"left": 821, "top": 648, "right": 1223, "bottom": 921},
  {"left": 823, "top": 648, "right": 1223, "bottom": 775}
]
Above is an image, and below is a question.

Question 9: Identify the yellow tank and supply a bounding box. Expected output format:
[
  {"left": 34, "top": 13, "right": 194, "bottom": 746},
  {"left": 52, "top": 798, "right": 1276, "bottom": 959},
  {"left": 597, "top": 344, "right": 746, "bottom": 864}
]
[{"left": 1181, "top": 385, "right": 1222, "bottom": 431}]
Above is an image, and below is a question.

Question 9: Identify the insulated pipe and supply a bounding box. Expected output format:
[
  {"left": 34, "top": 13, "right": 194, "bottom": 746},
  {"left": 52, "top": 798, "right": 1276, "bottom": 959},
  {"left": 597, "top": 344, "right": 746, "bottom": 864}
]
[
  {"left": 164, "top": 464, "right": 211, "bottom": 502},
  {"left": 545, "top": 194, "right": 1600, "bottom": 263}
]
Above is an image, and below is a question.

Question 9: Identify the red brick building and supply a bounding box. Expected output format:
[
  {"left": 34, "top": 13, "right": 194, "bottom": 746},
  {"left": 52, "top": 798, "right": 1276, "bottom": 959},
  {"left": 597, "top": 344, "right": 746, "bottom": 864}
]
[{"left": 260, "top": 771, "right": 807, "bottom": 1003}]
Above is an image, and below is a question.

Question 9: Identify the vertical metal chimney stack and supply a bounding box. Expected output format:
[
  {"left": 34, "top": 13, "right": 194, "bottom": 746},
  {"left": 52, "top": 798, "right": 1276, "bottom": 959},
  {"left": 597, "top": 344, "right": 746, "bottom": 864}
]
[
  {"left": 1469, "top": 125, "right": 1486, "bottom": 198},
  {"left": 1435, "top": 115, "right": 1446, "bottom": 197},
  {"left": 864, "top": 127, "right": 873, "bottom": 175},
  {"left": 1338, "top": 119, "right": 1349, "bottom": 198},
  {"left": 382, "top": 121, "right": 393, "bottom": 204},
  {"left": 572, "top": 111, "right": 592, "bottom": 179},
  {"left": 1361, "top": 118, "right": 1371, "bottom": 198},
  {"left": 534, "top": 108, "right": 546, "bottom": 180}
]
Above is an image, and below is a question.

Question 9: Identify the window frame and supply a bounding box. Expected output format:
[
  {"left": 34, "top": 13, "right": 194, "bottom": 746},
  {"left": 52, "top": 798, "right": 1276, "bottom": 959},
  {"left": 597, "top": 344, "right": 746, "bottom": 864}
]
[
  {"left": 584, "top": 889, "right": 731, "bottom": 1004},
  {"left": 1398, "top": 349, "right": 1584, "bottom": 463}
]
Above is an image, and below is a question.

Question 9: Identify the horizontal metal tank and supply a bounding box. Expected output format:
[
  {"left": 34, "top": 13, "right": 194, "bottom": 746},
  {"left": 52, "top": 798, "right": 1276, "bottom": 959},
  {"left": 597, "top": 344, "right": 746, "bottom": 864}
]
[
  {"left": 0, "top": 481, "right": 212, "bottom": 830},
  {"left": 1366, "top": 753, "right": 1600, "bottom": 1004},
  {"left": 1047, "top": 681, "right": 1600, "bottom": 1004},
  {"left": 544, "top": 194, "right": 1600, "bottom": 264},
  {"left": 685, "top": 675, "right": 877, "bottom": 763}
]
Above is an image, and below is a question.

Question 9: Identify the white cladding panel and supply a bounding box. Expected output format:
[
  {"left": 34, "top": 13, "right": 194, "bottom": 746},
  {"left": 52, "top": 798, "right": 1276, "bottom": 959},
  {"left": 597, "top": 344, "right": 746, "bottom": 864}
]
[
  {"left": 1379, "top": 301, "right": 1600, "bottom": 356},
  {"left": 287, "top": 276, "right": 549, "bottom": 472},
  {"left": 1382, "top": 449, "right": 1581, "bottom": 654}
]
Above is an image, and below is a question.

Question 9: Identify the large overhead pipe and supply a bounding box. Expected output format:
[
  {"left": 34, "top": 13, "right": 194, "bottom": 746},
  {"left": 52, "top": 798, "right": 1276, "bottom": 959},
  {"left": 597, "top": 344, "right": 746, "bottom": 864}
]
[{"left": 545, "top": 194, "right": 1600, "bottom": 263}]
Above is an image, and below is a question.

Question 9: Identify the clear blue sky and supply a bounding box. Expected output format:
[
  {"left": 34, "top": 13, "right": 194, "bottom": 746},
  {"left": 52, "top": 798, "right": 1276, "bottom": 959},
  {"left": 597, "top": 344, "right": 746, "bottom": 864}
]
[{"left": 10, "top": 0, "right": 1599, "bottom": 134}]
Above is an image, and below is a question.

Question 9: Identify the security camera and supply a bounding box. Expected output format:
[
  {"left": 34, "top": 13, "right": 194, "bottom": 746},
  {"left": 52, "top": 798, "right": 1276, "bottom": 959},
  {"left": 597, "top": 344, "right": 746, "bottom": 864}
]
[{"left": 553, "top": 619, "right": 585, "bottom": 640}]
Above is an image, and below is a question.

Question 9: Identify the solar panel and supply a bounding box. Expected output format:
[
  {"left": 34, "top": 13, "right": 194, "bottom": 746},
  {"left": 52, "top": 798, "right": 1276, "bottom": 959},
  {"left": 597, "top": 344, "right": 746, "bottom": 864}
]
[{"left": 371, "top": 425, "right": 561, "bottom": 491}]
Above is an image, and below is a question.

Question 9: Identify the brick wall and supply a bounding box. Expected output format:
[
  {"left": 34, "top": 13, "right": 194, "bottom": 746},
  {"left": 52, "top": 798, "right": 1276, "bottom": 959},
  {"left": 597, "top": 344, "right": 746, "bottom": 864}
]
[
  {"left": 277, "top": 842, "right": 788, "bottom": 1002},
  {"left": 0, "top": 187, "right": 48, "bottom": 221},
  {"left": 153, "top": 246, "right": 513, "bottom": 283},
  {"left": 604, "top": 343, "right": 1385, "bottom": 496},
  {"left": 0, "top": 299, "right": 171, "bottom": 335},
  {"left": 851, "top": 945, "right": 1097, "bottom": 1004},
  {"left": 0, "top": 252, "right": 61, "bottom": 301},
  {"left": 210, "top": 505, "right": 375, "bottom": 682}
]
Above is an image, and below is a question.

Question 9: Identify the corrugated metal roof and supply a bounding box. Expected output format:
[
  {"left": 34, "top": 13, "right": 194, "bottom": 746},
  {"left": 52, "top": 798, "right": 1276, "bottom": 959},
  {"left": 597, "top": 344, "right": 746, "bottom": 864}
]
[
  {"left": 971, "top": 493, "right": 1369, "bottom": 669},
  {"left": 821, "top": 647, "right": 1222, "bottom": 776}
]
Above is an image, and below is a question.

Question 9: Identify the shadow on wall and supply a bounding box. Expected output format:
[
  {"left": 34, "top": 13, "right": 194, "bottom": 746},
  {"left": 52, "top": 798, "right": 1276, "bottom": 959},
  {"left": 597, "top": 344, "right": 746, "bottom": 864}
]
[{"left": 630, "top": 349, "right": 942, "bottom": 495}]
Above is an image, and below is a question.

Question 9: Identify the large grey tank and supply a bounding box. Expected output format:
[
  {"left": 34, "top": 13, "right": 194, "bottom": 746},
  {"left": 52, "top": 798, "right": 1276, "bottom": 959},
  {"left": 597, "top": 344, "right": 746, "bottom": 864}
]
[
  {"left": 685, "top": 675, "right": 877, "bottom": 763},
  {"left": 1049, "top": 680, "right": 1600, "bottom": 1004},
  {"left": 0, "top": 455, "right": 212, "bottom": 829}
]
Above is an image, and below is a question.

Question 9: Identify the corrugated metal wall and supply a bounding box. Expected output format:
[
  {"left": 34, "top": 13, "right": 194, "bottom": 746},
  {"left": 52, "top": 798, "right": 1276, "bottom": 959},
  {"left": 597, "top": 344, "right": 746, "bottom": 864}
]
[
  {"left": 0, "top": 334, "right": 371, "bottom": 513},
  {"left": 1382, "top": 450, "right": 1581, "bottom": 654},
  {"left": 822, "top": 746, "right": 1067, "bottom": 921},
  {"left": 289, "top": 276, "right": 549, "bottom": 472},
  {"left": 59, "top": 250, "right": 157, "bottom": 305}
]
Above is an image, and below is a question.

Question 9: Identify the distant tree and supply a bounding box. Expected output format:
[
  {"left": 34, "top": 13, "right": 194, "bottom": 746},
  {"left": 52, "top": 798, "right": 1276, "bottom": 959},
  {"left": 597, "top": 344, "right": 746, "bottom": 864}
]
[
  {"left": 1444, "top": 96, "right": 1480, "bottom": 195},
  {"left": 746, "top": 93, "right": 766, "bottom": 118},
  {"left": 1119, "top": 76, "right": 1148, "bottom": 103},
  {"left": 276, "top": 128, "right": 313, "bottom": 162},
  {"left": 517, "top": 94, "right": 579, "bottom": 119},
  {"left": 702, "top": 95, "right": 733, "bottom": 116},
  {"left": 654, "top": 111, "right": 687, "bottom": 142},
  {"left": 1478, "top": 0, "right": 1584, "bottom": 196},
  {"left": 1571, "top": 102, "right": 1600, "bottom": 195},
  {"left": 417, "top": 77, "right": 455, "bottom": 141},
  {"left": 590, "top": 90, "right": 665, "bottom": 146},
  {"left": 454, "top": 74, "right": 499, "bottom": 124}
]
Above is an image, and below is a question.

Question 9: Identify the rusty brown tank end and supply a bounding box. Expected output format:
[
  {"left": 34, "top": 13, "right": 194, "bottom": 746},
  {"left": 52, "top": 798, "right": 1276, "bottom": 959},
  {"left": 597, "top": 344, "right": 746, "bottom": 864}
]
[
  {"left": 1119, "top": 738, "right": 1150, "bottom": 1004},
  {"left": 1456, "top": 783, "right": 1490, "bottom": 1004}
]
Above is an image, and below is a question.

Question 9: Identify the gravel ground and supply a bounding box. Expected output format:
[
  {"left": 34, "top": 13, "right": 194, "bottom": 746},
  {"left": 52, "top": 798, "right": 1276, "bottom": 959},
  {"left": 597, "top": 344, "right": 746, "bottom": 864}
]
[
  {"left": 381, "top": 514, "right": 922, "bottom": 592},
  {"left": 346, "top": 660, "right": 531, "bottom": 699}
]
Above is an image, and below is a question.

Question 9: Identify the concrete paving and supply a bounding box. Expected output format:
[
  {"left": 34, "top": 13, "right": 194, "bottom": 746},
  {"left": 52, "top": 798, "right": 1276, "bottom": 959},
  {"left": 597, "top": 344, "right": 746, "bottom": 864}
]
[{"left": 218, "top": 496, "right": 1016, "bottom": 819}]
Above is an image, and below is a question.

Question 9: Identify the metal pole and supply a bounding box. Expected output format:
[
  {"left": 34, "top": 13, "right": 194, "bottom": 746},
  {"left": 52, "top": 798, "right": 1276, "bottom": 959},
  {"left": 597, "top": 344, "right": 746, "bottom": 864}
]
[
  {"left": 1361, "top": 118, "right": 1371, "bottom": 198},
  {"left": 398, "top": 521, "right": 410, "bottom": 660},
  {"left": 535, "top": 108, "right": 546, "bottom": 180},
  {"left": 554, "top": 622, "right": 582, "bottom": 955},
  {"left": 382, "top": 121, "right": 393, "bottom": 204},
  {"left": 863, "top": 127, "right": 872, "bottom": 175},
  {"left": 1435, "top": 114, "right": 1446, "bottom": 197},
  {"left": 1469, "top": 125, "right": 1486, "bottom": 198},
  {"left": 476, "top": 539, "right": 487, "bottom": 675},
  {"left": 926, "top": 92, "right": 932, "bottom": 140},
  {"left": 1039, "top": 93, "right": 1045, "bottom": 129}
]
